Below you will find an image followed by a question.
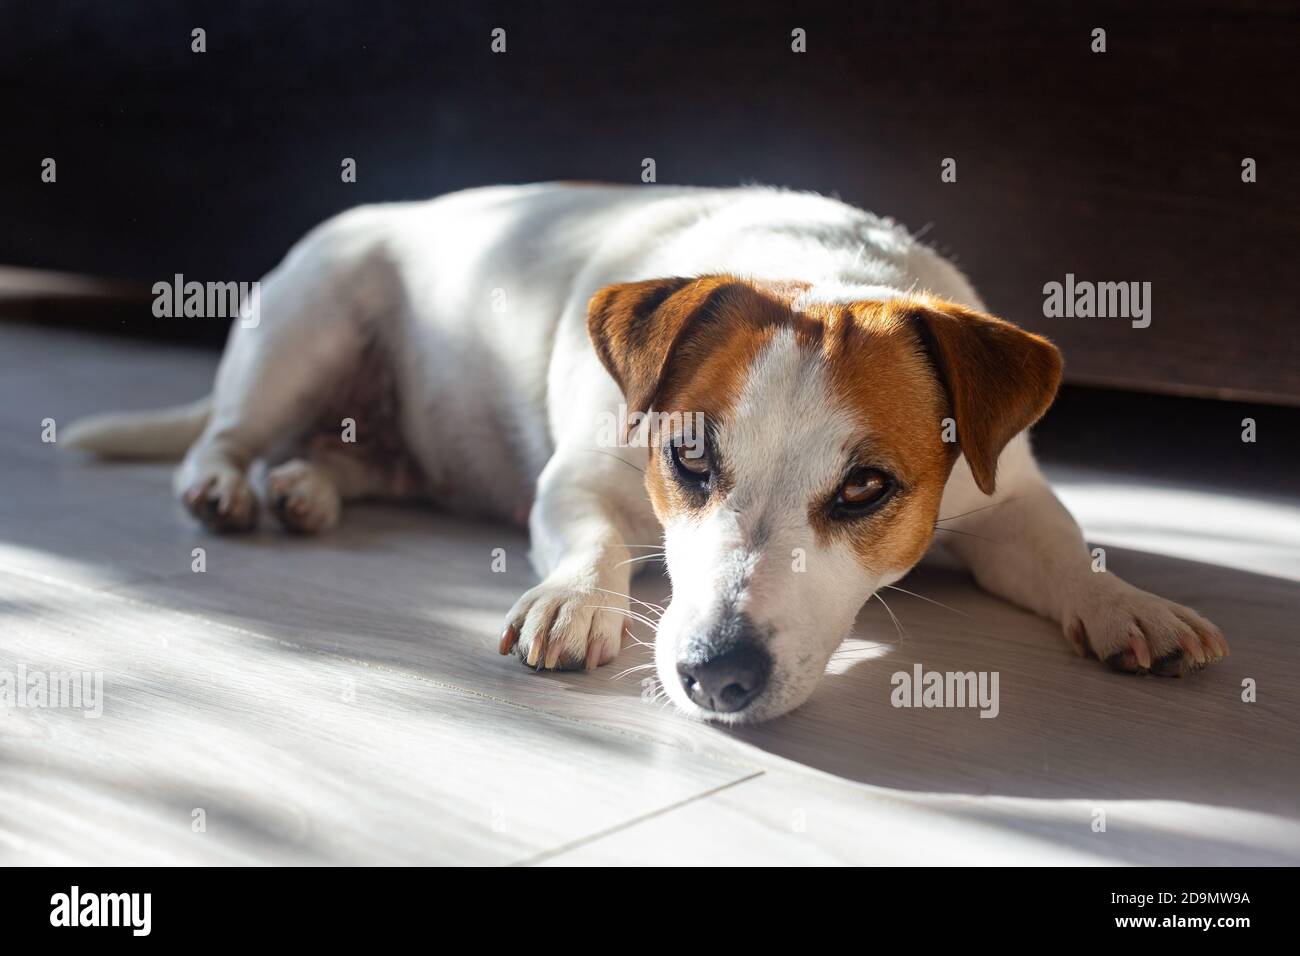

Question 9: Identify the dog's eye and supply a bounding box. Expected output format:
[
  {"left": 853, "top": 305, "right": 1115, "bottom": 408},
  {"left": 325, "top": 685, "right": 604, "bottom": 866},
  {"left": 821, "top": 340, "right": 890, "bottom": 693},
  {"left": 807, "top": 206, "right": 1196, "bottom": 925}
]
[
  {"left": 832, "top": 467, "right": 894, "bottom": 515},
  {"left": 670, "top": 443, "right": 710, "bottom": 482}
]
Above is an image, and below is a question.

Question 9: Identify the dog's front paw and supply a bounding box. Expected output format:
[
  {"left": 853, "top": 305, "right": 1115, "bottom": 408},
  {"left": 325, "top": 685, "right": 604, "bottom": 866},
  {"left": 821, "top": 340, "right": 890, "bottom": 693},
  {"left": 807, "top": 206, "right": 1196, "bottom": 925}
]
[
  {"left": 498, "top": 573, "right": 628, "bottom": 671},
  {"left": 1064, "top": 579, "right": 1228, "bottom": 677}
]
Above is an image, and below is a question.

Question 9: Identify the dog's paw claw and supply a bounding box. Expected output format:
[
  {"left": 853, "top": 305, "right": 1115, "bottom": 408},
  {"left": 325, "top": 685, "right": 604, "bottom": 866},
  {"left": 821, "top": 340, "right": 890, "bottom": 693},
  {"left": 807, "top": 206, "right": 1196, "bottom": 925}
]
[
  {"left": 1066, "top": 582, "right": 1227, "bottom": 678},
  {"left": 181, "top": 472, "right": 257, "bottom": 533},
  {"left": 503, "top": 576, "right": 626, "bottom": 671}
]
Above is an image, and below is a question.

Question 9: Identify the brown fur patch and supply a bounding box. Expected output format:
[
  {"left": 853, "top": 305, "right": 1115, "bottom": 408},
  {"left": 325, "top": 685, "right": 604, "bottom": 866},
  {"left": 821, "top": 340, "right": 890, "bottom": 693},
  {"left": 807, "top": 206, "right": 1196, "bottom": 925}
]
[
  {"left": 809, "top": 297, "right": 1061, "bottom": 573},
  {"left": 587, "top": 275, "right": 806, "bottom": 424},
  {"left": 589, "top": 277, "right": 796, "bottom": 521},
  {"left": 905, "top": 297, "right": 1063, "bottom": 494},
  {"left": 807, "top": 301, "right": 952, "bottom": 574}
]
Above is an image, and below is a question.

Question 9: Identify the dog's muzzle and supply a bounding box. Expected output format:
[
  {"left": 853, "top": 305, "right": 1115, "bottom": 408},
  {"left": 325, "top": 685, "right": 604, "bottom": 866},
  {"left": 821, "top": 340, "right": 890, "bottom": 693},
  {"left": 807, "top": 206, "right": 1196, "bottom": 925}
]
[{"left": 675, "top": 614, "right": 772, "bottom": 713}]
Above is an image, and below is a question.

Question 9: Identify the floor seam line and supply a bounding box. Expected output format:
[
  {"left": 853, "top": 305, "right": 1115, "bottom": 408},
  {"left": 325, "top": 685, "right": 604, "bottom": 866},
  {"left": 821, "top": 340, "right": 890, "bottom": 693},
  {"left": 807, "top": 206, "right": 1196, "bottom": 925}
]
[{"left": 510, "top": 771, "right": 767, "bottom": 866}]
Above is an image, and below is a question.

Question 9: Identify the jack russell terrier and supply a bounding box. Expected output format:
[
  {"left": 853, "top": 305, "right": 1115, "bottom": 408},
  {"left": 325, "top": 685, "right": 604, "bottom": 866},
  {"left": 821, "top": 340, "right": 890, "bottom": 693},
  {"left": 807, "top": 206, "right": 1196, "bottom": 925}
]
[{"left": 66, "top": 183, "right": 1228, "bottom": 723}]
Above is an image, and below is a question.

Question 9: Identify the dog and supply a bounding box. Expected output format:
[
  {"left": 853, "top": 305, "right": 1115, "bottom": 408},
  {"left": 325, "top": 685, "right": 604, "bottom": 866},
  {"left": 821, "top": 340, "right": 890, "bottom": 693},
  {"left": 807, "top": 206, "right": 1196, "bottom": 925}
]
[{"left": 65, "top": 182, "right": 1228, "bottom": 723}]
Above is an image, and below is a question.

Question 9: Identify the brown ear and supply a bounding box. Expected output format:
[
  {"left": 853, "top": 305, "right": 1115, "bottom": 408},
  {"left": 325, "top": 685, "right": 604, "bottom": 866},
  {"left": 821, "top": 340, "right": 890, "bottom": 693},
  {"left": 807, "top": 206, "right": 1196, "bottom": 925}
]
[
  {"left": 910, "top": 301, "right": 1063, "bottom": 495},
  {"left": 587, "top": 275, "right": 755, "bottom": 421}
]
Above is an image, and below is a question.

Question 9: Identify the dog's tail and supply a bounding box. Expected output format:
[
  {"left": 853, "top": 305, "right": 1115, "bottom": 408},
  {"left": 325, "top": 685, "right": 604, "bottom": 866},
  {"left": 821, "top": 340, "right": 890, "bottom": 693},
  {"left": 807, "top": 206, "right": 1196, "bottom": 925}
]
[{"left": 63, "top": 395, "right": 213, "bottom": 460}]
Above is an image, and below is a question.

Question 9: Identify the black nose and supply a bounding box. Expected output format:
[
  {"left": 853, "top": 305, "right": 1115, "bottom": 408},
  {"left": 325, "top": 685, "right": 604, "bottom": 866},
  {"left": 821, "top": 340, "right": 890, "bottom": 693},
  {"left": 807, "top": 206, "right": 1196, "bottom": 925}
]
[{"left": 677, "top": 628, "right": 771, "bottom": 713}]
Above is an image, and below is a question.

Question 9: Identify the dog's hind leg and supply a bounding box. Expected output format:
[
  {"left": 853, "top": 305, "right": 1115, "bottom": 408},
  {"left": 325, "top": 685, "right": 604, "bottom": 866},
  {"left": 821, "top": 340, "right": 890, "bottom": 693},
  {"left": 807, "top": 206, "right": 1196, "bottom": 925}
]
[
  {"left": 266, "top": 449, "right": 422, "bottom": 534},
  {"left": 175, "top": 210, "right": 396, "bottom": 532}
]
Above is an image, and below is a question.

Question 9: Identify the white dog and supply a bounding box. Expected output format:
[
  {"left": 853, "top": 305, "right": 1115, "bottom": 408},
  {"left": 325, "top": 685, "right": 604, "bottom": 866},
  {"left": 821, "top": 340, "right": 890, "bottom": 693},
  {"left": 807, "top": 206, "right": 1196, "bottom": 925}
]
[{"left": 66, "top": 183, "right": 1228, "bottom": 722}]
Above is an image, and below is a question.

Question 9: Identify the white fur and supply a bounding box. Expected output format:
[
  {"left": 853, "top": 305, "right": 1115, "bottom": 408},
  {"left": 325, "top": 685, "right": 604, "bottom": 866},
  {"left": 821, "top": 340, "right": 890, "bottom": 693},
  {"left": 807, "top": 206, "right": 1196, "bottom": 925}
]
[
  {"left": 67, "top": 183, "right": 1227, "bottom": 720},
  {"left": 654, "top": 329, "right": 890, "bottom": 721}
]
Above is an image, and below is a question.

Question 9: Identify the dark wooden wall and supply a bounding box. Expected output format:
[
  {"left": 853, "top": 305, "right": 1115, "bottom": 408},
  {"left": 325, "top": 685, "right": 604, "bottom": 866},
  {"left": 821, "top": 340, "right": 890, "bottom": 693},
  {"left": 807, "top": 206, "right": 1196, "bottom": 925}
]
[{"left": 3, "top": 0, "right": 1297, "bottom": 402}]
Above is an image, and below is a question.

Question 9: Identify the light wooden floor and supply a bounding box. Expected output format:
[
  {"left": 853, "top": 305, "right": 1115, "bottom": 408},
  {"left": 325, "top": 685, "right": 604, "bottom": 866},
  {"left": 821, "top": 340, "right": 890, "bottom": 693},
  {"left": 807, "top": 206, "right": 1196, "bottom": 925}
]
[{"left": 1, "top": 322, "right": 1297, "bottom": 865}]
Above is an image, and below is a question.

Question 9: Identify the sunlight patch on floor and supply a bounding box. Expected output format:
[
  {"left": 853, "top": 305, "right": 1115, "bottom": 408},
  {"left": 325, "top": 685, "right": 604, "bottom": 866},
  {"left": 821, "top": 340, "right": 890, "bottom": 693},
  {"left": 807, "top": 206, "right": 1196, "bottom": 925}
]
[
  {"left": 824, "top": 637, "right": 893, "bottom": 675},
  {"left": 1052, "top": 479, "right": 1300, "bottom": 581}
]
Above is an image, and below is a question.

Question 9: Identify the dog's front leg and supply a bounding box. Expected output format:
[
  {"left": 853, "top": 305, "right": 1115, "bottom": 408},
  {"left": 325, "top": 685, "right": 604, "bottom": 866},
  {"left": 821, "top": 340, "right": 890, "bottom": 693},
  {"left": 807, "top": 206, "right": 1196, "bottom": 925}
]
[
  {"left": 500, "top": 449, "right": 655, "bottom": 671},
  {"left": 940, "top": 455, "right": 1228, "bottom": 676}
]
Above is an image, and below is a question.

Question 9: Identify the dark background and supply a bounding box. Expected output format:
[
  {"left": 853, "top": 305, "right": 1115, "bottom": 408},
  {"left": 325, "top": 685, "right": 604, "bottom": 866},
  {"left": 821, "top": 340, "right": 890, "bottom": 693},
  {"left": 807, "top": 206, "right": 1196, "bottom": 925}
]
[{"left": 3, "top": 0, "right": 1298, "bottom": 402}]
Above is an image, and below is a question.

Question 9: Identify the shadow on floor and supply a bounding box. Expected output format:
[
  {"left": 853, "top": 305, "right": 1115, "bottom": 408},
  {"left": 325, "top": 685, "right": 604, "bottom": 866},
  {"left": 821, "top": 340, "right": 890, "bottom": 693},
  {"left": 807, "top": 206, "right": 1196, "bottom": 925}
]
[{"left": 724, "top": 546, "right": 1300, "bottom": 817}]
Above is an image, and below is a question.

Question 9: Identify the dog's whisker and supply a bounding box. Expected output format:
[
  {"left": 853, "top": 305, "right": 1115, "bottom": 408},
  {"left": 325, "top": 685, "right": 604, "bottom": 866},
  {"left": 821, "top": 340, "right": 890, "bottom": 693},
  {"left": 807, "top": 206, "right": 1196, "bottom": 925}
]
[
  {"left": 591, "top": 585, "right": 665, "bottom": 616},
  {"left": 614, "top": 553, "right": 667, "bottom": 569},
  {"left": 932, "top": 526, "right": 1003, "bottom": 545},
  {"left": 883, "top": 583, "right": 971, "bottom": 618},
  {"left": 872, "top": 591, "right": 907, "bottom": 644},
  {"left": 619, "top": 543, "right": 667, "bottom": 550},
  {"left": 619, "top": 623, "right": 656, "bottom": 648},
  {"left": 612, "top": 611, "right": 661, "bottom": 632},
  {"left": 585, "top": 449, "right": 644, "bottom": 474},
  {"left": 610, "top": 662, "right": 657, "bottom": 681},
  {"left": 935, "top": 497, "right": 1018, "bottom": 524},
  {"left": 583, "top": 605, "right": 660, "bottom": 631}
]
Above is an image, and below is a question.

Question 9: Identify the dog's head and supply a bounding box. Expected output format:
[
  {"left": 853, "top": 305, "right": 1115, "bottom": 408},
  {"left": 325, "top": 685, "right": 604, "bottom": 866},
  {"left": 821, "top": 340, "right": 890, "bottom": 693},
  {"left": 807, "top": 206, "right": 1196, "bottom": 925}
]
[{"left": 588, "top": 275, "right": 1061, "bottom": 722}]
